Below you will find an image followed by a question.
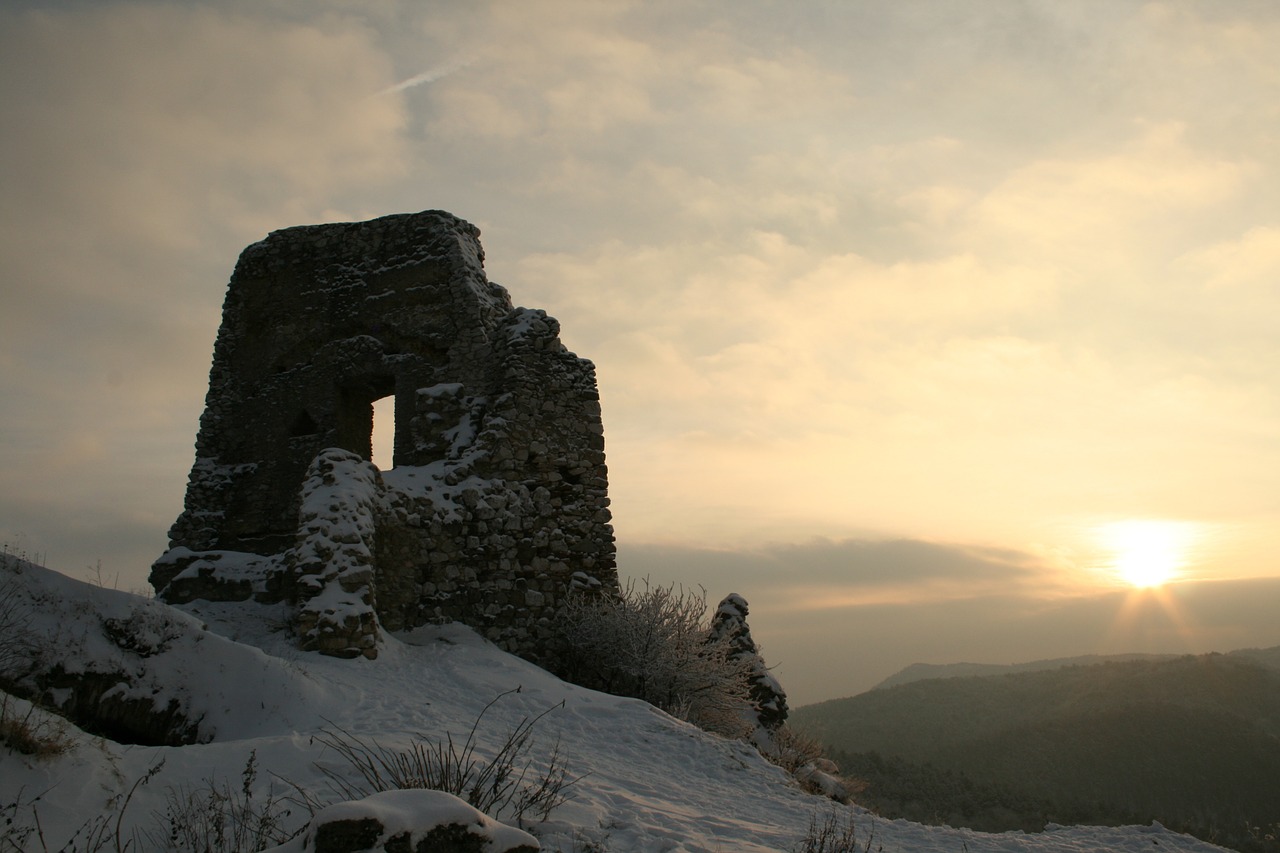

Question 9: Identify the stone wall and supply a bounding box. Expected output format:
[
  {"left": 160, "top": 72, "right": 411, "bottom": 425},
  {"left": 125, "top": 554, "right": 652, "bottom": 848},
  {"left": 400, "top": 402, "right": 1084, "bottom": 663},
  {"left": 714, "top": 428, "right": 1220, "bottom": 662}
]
[{"left": 151, "top": 210, "right": 616, "bottom": 665}]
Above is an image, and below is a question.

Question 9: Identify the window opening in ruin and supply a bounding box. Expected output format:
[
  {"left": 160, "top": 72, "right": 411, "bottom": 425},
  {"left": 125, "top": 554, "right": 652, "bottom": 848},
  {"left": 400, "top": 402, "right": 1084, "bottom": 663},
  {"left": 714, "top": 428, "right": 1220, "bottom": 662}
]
[
  {"left": 337, "top": 376, "right": 395, "bottom": 467},
  {"left": 371, "top": 394, "right": 395, "bottom": 470}
]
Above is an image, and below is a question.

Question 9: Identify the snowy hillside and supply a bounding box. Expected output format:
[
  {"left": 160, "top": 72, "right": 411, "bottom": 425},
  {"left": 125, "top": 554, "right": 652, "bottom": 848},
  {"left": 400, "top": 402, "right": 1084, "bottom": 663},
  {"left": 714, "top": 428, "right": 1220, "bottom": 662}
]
[{"left": 1, "top": 556, "right": 1235, "bottom": 852}]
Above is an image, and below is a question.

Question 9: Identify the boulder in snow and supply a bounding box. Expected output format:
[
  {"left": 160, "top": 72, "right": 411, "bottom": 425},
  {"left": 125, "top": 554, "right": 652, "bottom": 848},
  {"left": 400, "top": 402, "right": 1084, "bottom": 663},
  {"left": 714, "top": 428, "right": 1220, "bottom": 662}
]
[{"left": 269, "top": 789, "right": 539, "bottom": 853}]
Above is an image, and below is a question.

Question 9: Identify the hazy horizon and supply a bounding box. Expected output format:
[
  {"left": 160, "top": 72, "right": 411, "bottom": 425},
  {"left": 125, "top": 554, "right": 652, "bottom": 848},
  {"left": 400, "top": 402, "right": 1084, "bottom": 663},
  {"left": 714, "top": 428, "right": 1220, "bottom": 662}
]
[{"left": 3, "top": 0, "right": 1278, "bottom": 705}]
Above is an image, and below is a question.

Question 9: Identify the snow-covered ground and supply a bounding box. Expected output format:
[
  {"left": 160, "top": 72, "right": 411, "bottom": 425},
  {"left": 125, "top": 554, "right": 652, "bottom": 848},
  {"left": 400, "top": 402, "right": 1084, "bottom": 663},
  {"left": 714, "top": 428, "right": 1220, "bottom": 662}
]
[{"left": 1, "top": 558, "right": 1234, "bottom": 852}]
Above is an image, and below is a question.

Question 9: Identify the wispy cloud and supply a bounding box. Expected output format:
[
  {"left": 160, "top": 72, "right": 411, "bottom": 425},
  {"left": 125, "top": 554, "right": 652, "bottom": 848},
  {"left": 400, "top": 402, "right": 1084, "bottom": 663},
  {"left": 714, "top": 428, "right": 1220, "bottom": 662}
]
[
  {"left": 620, "top": 537, "right": 1053, "bottom": 611},
  {"left": 377, "top": 57, "right": 472, "bottom": 96}
]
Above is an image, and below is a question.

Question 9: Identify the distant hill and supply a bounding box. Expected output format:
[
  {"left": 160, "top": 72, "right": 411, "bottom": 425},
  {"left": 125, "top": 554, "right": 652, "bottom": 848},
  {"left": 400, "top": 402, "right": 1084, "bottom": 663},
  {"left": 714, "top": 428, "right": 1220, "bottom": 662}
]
[
  {"left": 1229, "top": 645, "right": 1280, "bottom": 674},
  {"left": 793, "top": 650, "right": 1280, "bottom": 852},
  {"left": 873, "top": 647, "right": 1280, "bottom": 690},
  {"left": 872, "top": 652, "right": 1178, "bottom": 690}
]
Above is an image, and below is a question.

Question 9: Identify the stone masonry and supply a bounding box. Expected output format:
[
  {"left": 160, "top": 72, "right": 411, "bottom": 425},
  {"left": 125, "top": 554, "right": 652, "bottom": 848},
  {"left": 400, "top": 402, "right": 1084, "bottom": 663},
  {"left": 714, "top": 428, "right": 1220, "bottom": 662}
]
[{"left": 151, "top": 210, "right": 617, "bottom": 665}]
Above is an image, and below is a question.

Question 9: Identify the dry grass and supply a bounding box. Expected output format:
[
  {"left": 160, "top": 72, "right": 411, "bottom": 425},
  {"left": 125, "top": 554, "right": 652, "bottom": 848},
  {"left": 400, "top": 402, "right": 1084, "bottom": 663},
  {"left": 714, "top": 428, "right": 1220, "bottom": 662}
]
[
  {"left": 792, "top": 808, "right": 876, "bottom": 853},
  {"left": 314, "top": 688, "right": 579, "bottom": 827},
  {"left": 0, "top": 695, "right": 73, "bottom": 758}
]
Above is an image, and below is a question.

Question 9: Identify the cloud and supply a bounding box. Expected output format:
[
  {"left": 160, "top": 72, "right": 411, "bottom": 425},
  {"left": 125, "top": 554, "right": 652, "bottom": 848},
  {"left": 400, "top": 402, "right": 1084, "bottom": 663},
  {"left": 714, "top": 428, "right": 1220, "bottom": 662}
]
[
  {"left": 963, "top": 121, "right": 1254, "bottom": 266},
  {"left": 0, "top": 2, "right": 410, "bottom": 582},
  {"left": 773, "top": 575, "right": 1280, "bottom": 703},
  {"left": 435, "top": 0, "right": 1280, "bottom": 596},
  {"left": 620, "top": 537, "right": 1052, "bottom": 610},
  {"left": 415, "top": 3, "right": 667, "bottom": 142},
  {"left": 620, "top": 537, "right": 1280, "bottom": 702},
  {"left": 510, "top": 215, "right": 1277, "bottom": 563},
  {"left": 2, "top": 0, "right": 1277, "bottom": 620},
  {"left": 1173, "top": 226, "right": 1280, "bottom": 364}
]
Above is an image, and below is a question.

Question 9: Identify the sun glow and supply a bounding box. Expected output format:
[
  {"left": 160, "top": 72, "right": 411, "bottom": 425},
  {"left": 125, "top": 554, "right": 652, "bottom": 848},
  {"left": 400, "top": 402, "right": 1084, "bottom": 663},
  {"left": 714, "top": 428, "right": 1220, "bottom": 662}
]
[{"left": 1098, "top": 520, "right": 1196, "bottom": 588}]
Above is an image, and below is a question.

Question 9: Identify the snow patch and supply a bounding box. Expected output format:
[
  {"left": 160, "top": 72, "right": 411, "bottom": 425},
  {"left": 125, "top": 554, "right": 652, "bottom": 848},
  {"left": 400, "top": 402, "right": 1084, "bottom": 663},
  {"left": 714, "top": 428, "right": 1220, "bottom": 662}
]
[{"left": 1, "top": 555, "right": 1238, "bottom": 853}]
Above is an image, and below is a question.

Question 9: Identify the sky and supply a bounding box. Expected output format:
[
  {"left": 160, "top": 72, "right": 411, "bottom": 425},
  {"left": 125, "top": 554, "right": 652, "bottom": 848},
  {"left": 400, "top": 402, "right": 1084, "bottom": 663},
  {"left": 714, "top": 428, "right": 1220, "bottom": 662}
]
[{"left": 1, "top": 0, "right": 1278, "bottom": 704}]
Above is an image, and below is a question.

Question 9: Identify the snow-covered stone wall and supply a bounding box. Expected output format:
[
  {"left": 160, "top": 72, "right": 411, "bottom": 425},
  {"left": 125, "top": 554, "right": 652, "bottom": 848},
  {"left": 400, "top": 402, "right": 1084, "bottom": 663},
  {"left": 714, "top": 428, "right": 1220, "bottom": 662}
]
[{"left": 151, "top": 210, "right": 616, "bottom": 666}]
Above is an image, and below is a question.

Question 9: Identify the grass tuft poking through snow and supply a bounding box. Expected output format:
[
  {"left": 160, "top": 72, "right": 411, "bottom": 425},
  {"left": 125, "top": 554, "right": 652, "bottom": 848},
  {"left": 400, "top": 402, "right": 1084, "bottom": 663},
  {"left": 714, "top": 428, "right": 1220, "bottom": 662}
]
[
  {"left": 791, "top": 807, "right": 870, "bottom": 853},
  {"left": 313, "top": 688, "right": 578, "bottom": 827}
]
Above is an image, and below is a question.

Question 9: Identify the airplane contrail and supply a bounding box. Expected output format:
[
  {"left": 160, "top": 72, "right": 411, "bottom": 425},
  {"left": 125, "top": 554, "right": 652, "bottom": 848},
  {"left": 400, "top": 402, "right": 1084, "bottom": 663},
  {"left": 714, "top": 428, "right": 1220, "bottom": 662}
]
[{"left": 378, "top": 57, "right": 473, "bottom": 96}]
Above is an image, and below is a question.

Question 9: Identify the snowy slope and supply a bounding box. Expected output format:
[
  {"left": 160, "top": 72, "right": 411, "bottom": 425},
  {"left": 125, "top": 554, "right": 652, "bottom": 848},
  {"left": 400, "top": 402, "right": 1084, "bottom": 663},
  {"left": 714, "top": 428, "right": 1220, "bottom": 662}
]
[{"left": 0, "top": 559, "right": 1234, "bottom": 853}]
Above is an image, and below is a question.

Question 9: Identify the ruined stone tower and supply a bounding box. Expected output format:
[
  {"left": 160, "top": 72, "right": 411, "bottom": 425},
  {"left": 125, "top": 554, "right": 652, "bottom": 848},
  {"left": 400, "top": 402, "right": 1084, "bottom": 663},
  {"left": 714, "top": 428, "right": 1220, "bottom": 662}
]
[{"left": 151, "top": 210, "right": 616, "bottom": 664}]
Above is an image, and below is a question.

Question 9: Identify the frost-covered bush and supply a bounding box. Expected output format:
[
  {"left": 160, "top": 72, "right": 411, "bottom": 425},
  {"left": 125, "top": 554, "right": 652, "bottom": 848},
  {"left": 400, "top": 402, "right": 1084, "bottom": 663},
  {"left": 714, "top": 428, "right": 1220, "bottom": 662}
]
[{"left": 560, "top": 579, "right": 755, "bottom": 737}]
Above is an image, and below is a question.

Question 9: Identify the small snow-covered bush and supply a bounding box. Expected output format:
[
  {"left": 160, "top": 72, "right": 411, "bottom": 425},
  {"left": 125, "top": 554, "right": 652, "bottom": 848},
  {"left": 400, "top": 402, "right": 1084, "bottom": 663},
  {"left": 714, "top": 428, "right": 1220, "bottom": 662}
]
[
  {"left": 101, "top": 603, "right": 186, "bottom": 658},
  {"left": 560, "top": 579, "right": 755, "bottom": 737}
]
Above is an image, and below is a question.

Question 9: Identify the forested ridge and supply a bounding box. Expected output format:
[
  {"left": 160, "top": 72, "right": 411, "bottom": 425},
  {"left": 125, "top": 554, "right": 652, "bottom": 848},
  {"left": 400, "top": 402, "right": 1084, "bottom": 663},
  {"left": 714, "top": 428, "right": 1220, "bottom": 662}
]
[{"left": 794, "top": 650, "right": 1280, "bottom": 853}]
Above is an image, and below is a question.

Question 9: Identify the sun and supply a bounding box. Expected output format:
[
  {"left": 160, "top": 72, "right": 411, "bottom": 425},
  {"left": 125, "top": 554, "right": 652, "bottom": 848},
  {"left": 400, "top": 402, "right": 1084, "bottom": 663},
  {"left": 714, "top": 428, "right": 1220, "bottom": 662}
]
[{"left": 1098, "top": 520, "right": 1194, "bottom": 588}]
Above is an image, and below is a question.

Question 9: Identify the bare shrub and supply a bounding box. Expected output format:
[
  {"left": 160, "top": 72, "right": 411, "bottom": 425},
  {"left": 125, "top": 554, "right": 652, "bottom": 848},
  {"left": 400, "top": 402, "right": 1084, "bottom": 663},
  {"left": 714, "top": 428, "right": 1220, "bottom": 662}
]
[
  {"left": 144, "top": 751, "right": 301, "bottom": 852},
  {"left": 561, "top": 578, "right": 755, "bottom": 736},
  {"left": 314, "top": 688, "right": 578, "bottom": 826},
  {"left": 0, "top": 569, "right": 37, "bottom": 683},
  {"left": 0, "top": 565, "right": 68, "bottom": 759},
  {"left": 1, "top": 761, "right": 163, "bottom": 853},
  {"left": 769, "top": 725, "right": 830, "bottom": 775},
  {"left": 750, "top": 723, "right": 865, "bottom": 804},
  {"left": 791, "top": 808, "right": 869, "bottom": 853},
  {"left": 0, "top": 790, "right": 40, "bottom": 853},
  {"left": 0, "top": 540, "right": 44, "bottom": 573},
  {"left": 4, "top": 754, "right": 298, "bottom": 853}
]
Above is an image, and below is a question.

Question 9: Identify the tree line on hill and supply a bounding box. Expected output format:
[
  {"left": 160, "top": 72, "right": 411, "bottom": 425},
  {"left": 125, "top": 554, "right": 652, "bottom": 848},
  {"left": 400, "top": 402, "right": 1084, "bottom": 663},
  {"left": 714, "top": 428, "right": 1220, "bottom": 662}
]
[{"left": 793, "top": 651, "right": 1280, "bottom": 853}]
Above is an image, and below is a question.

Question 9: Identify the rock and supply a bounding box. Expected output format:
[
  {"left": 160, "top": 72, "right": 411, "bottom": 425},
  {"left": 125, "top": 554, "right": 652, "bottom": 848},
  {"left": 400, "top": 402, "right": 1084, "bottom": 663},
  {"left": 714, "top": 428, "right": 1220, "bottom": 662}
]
[
  {"left": 271, "top": 790, "right": 539, "bottom": 853},
  {"left": 313, "top": 817, "right": 382, "bottom": 853},
  {"left": 0, "top": 555, "right": 205, "bottom": 746},
  {"left": 708, "top": 593, "right": 790, "bottom": 735},
  {"left": 794, "top": 762, "right": 852, "bottom": 804}
]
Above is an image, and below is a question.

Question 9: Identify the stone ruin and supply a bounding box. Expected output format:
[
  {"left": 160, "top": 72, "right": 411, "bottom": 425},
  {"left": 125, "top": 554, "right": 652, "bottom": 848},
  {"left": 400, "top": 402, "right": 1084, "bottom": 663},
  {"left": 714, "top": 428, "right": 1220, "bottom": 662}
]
[{"left": 150, "top": 210, "right": 617, "bottom": 666}]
